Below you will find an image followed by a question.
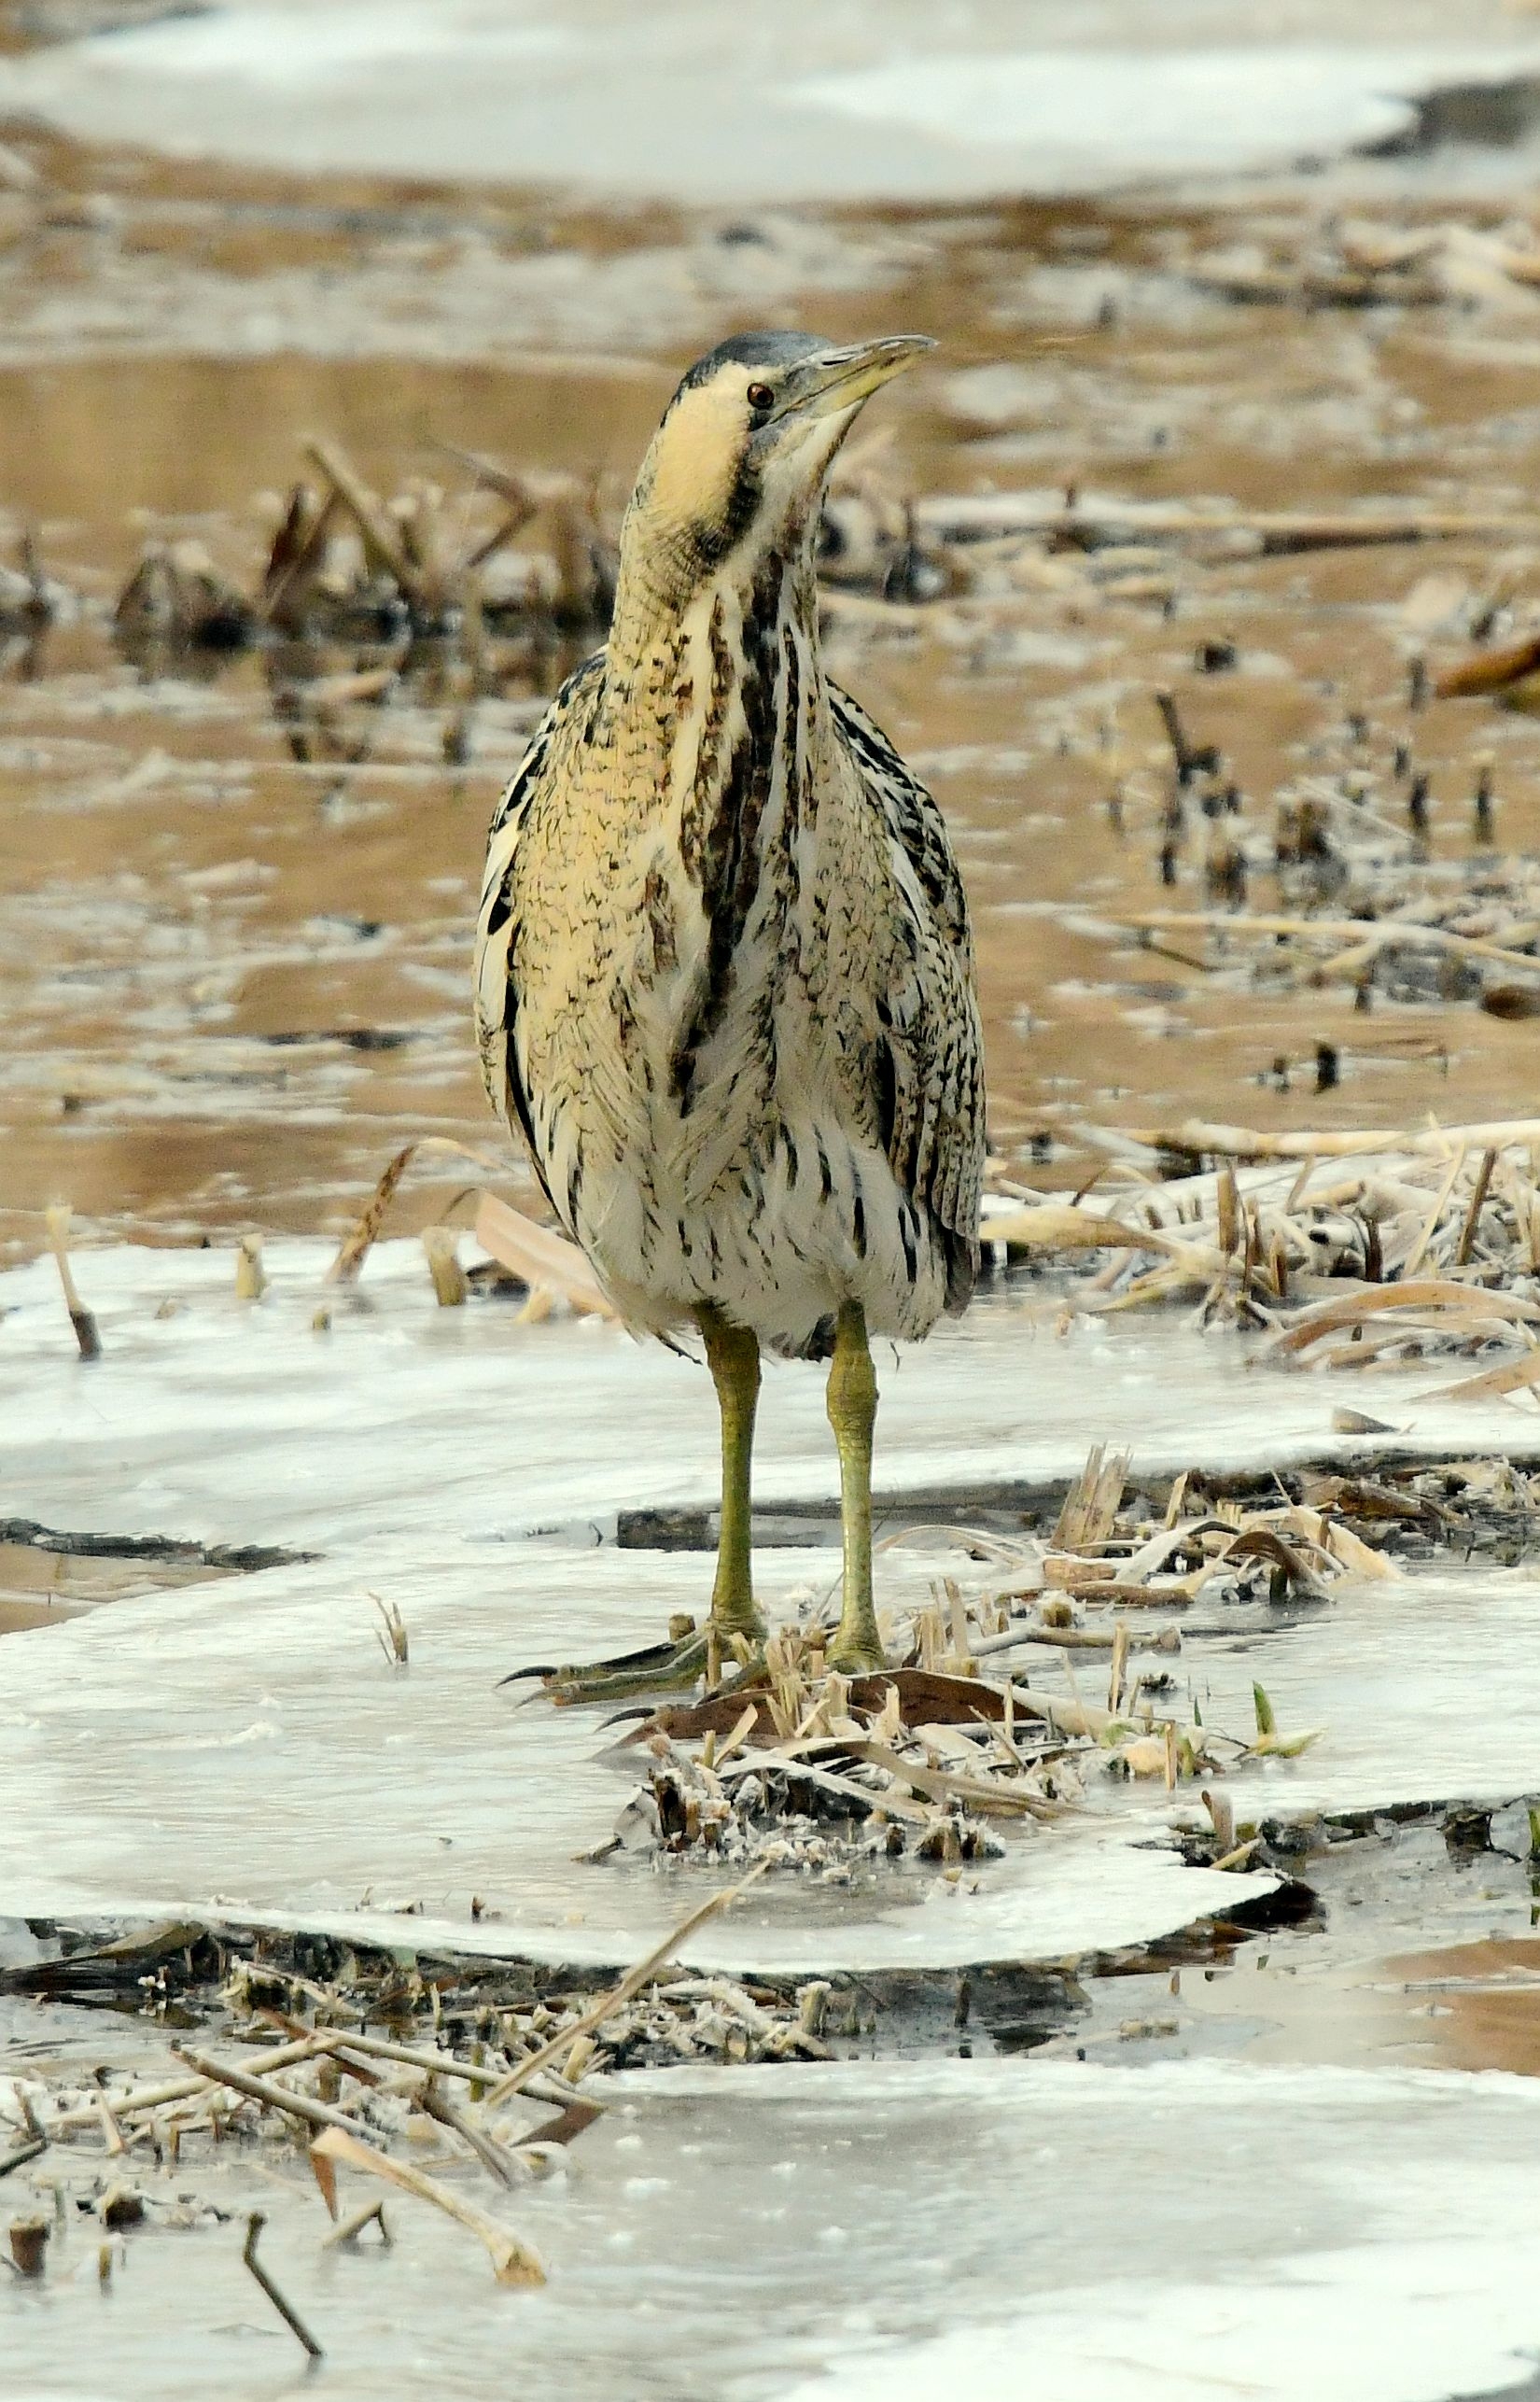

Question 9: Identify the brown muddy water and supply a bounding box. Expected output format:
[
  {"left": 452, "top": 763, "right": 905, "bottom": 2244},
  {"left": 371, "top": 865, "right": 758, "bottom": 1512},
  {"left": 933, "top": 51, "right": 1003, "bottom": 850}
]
[
  {"left": 5, "top": 122, "right": 1540, "bottom": 1259},
  {"left": 1057, "top": 1803, "right": 1540, "bottom": 2082}
]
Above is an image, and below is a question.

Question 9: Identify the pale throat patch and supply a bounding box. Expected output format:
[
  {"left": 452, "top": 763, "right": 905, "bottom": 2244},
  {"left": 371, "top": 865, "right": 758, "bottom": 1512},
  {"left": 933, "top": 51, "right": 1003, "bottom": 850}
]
[{"left": 637, "top": 372, "right": 749, "bottom": 555}]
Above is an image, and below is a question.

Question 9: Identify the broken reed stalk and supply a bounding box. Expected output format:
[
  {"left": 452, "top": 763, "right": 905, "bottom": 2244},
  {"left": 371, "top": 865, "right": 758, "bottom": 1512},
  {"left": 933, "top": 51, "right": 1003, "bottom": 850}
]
[
  {"left": 46, "top": 2035, "right": 338, "bottom": 2133},
  {"left": 258, "top": 484, "right": 342, "bottom": 628},
  {"left": 291, "top": 2027, "right": 578, "bottom": 2120},
  {"left": 244, "top": 2212, "right": 324, "bottom": 2361},
  {"left": 472, "top": 1187, "right": 613, "bottom": 1315},
  {"left": 171, "top": 2045, "right": 371, "bottom": 2139},
  {"left": 312, "top": 2028, "right": 542, "bottom": 2097},
  {"left": 327, "top": 1134, "right": 499, "bottom": 1284},
  {"left": 302, "top": 436, "right": 428, "bottom": 611},
  {"left": 1118, "top": 909, "right": 1540, "bottom": 978},
  {"left": 520, "top": 2096, "right": 605, "bottom": 2149},
  {"left": 481, "top": 1861, "right": 772, "bottom": 2110},
  {"left": 417, "top": 2083, "right": 524, "bottom": 2189},
  {"left": 920, "top": 492, "right": 1540, "bottom": 555},
  {"left": 309, "top": 2124, "right": 544, "bottom": 2287},
  {"left": 320, "top": 2198, "right": 389, "bottom": 2251},
  {"left": 1455, "top": 1147, "right": 1498, "bottom": 1267},
  {"left": 1119, "top": 1115, "right": 1540, "bottom": 1162},
  {"left": 234, "top": 1232, "right": 267, "bottom": 1301},
  {"left": 8, "top": 2216, "right": 48, "bottom": 2275},
  {"left": 839, "top": 1737, "right": 1069, "bottom": 1819},
  {"left": 44, "top": 1205, "right": 101, "bottom": 1361},
  {"left": 1434, "top": 632, "right": 1540, "bottom": 700},
  {"left": 421, "top": 1224, "right": 468, "bottom": 1306}
]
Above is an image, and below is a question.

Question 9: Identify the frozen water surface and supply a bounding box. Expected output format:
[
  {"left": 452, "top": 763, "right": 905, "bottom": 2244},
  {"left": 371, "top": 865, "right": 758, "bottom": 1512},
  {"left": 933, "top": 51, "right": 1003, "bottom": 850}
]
[
  {"left": 0, "top": 1514, "right": 1279, "bottom": 1972},
  {"left": 0, "top": 1240, "right": 1284, "bottom": 1967},
  {"left": 2, "top": 1238, "right": 1538, "bottom": 1969},
  {"left": 5, "top": 2057, "right": 1540, "bottom": 2402},
  {"left": 2, "top": 4, "right": 1537, "bottom": 201},
  {"left": 5, "top": 1235, "right": 1538, "bottom": 1552}
]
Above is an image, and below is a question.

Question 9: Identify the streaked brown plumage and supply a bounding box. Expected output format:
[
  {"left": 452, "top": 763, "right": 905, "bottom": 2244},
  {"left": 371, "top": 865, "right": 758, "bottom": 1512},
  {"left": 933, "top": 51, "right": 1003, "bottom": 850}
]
[{"left": 475, "top": 330, "right": 984, "bottom": 1682}]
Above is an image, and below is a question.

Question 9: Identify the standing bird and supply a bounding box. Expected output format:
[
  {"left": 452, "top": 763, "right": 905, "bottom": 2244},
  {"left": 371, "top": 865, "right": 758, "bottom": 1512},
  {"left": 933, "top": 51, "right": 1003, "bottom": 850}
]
[{"left": 475, "top": 330, "right": 984, "bottom": 1694}]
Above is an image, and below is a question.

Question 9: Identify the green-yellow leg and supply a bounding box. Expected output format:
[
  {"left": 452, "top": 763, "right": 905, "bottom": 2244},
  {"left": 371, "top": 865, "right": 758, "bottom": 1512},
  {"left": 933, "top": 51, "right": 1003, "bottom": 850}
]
[
  {"left": 698, "top": 1303, "right": 766, "bottom": 1648},
  {"left": 826, "top": 1299, "right": 885, "bottom": 1675},
  {"left": 533, "top": 1305, "right": 765, "bottom": 1704}
]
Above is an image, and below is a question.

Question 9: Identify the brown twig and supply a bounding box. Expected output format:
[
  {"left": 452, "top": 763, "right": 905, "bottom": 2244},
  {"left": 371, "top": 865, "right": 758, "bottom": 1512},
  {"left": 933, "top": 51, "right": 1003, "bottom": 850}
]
[
  {"left": 259, "top": 485, "right": 342, "bottom": 629},
  {"left": 172, "top": 2045, "right": 369, "bottom": 2138},
  {"left": 1154, "top": 690, "right": 1220, "bottom": 783},
  {"left": 417, "top": 2081, "right": 524, "bottom": 2189},
  {"left": 1455, "top": 1147, "right": 1498, "bottom": 1267},
  {"left": 244, "top": 2212, "right": 324, "bottom": 2361}
]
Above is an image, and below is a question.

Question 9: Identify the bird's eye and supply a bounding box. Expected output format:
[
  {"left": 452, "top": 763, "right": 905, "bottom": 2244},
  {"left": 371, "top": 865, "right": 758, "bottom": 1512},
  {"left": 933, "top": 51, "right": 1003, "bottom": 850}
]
[{"left": 746, "top": 381, "right": 774, "bottom": 414}]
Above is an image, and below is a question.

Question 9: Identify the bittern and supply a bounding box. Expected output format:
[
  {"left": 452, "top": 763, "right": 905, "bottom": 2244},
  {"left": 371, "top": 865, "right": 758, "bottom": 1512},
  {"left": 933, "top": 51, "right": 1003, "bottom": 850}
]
[{"left": 474, "top": 330, "right": 984, "bottom": 1693}]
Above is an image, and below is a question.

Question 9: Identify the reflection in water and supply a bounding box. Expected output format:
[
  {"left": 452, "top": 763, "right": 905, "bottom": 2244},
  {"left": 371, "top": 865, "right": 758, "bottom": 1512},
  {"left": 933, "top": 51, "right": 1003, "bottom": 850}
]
[
  {"left": 1054, "top": 1815, "right": 1540, "bottom": 2081},
  {"left": 1384, "top": 1936, "right": 1540, "bottom": 2078}
]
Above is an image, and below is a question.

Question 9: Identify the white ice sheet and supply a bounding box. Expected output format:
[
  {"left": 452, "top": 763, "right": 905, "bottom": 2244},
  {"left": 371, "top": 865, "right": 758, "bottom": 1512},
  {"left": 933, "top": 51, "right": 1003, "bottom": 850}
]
[
  {"left": 4, "top": 1235, "right": 1536, "bottom": 1970},
  {"left": 2, "top": 7, "right": 1535, "bottom": 202},
  {"left": 5, "top": 2056, "right": 1540, "bottom": 2402}
]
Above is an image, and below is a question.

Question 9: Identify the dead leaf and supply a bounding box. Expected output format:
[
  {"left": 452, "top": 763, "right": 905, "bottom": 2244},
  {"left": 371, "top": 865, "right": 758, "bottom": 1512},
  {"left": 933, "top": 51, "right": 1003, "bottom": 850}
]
[{"left": 473, "top": 1190, "right": 614, "bottom": 1317}]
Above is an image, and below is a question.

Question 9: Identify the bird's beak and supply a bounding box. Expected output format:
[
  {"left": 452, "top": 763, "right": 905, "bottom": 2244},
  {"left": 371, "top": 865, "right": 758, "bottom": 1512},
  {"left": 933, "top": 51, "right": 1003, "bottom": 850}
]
[{"left": 787, "top": 334, "right": 935, "bottom": 421}]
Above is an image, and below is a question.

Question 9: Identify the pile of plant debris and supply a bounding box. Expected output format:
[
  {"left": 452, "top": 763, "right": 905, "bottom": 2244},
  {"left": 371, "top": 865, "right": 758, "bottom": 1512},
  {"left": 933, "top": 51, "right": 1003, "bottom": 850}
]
[
  {"left": 987, "top": 1121, "right": 1540, "bottom": 1374},
  {"left": 524, "top": 1438, "right": 1378, "bottom": 1889},
  {"left": 0, "top": 1870, "right": 841, "bottom": 2305},
  {"left": 1183, "top": 214, "right": 1540, "bottom": 315}
]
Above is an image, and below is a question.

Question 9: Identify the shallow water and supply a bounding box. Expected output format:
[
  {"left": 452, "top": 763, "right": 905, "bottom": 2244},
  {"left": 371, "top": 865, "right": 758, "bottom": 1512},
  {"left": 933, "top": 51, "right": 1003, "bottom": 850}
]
[{"left": 5, "top": 123, "right": 1540, "bottom": 1255}]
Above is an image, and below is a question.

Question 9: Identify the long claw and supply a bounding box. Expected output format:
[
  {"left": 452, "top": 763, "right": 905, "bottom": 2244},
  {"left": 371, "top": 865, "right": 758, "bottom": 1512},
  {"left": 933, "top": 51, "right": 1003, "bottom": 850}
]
[
  {"left": 539, "top": 1633, "right": 711, "bottom": 1707},
  {"left": 497, "top": 1636, "right": 695, "bottom": 1692}
]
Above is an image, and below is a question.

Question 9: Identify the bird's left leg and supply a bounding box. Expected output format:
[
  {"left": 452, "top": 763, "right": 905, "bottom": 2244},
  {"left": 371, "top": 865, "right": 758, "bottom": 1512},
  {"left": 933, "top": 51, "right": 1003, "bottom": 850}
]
[{"left": 825, "top": 1299, "right": 886, "bottom": 1675}]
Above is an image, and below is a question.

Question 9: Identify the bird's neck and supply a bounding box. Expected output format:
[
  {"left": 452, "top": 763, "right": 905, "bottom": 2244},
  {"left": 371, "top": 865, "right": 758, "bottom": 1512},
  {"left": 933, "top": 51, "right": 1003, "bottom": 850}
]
[
  {"left": 608, "top": 515, "right": 819, "bottom": 688},
  {"left": 604, "top": 526, "right": 834, "bottom": 810}
]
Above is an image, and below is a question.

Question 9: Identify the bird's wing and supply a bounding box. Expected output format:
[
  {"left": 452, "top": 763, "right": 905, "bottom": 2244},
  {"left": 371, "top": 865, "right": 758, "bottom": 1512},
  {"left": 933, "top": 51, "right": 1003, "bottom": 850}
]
[
  {"left": 828, "top": 681, "right": 986, "bottom": 1296},
  {"left": 473, "top": 653, "right": 603, "bottom": 1216}
]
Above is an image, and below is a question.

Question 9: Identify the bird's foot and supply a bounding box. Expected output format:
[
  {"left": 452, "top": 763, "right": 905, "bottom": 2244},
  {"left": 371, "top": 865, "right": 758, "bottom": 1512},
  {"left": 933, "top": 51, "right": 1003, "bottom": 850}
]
[
  {"left": 503, "top": 1615, "right": 763, "bottom": 1707},
  {"left": 825, "top": 1631, "right": 888, "bottom": 1678}
]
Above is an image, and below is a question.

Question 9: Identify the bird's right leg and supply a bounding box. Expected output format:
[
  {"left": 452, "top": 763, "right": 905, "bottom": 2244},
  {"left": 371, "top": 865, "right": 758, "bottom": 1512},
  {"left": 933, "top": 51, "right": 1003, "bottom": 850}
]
[
  {"left": 525, "top": 1305, "right": 765, "bottom": 1705},
  {"left": 699, "top": 1303, "right": 766, "bottom": 1648}
]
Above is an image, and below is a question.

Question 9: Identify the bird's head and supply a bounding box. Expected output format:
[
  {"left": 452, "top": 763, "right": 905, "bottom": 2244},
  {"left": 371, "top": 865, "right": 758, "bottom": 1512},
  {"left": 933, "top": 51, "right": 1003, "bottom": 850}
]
[{"left": 619, "top": 329, "right": 933, "bottom": 611}]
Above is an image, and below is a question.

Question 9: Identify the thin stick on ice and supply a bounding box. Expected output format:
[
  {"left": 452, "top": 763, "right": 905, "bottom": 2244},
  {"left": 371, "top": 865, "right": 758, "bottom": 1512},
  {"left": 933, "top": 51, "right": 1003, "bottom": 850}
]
[{"left": 44, "top": 1205, "right": 101, "bottom": 1361}]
